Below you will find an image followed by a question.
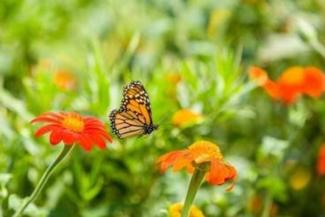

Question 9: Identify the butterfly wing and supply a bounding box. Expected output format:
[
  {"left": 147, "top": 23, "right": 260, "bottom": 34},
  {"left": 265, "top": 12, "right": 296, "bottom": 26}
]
[
  {"left": 121, "top": 81, "right": 153, "bottom": 126},
  {"left": 109, "top": 110, "right": 145, "bottom": 138}
]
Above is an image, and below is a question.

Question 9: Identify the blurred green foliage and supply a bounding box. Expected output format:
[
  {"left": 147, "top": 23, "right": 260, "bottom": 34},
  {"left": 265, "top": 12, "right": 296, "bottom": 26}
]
[{"left": 1, "top": 0, "right": 325, "bottom": 216}]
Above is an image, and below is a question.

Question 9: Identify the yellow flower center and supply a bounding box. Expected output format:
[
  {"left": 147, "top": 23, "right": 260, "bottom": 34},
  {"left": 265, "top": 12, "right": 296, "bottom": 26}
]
[
  {"left": 189, "top": 140, "right": 223, "bottom": 164},
  {"left": 62, "top": 113, "right": 85, "bottom": 132}
]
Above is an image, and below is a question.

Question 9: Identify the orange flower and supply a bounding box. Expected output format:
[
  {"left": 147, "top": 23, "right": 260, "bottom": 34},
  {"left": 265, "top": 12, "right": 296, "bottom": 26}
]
[
  {"left": 53, "top": 69, "right": 77, "bottom": 91},
  {"left": 302, "top": 67, "right": 325, "bottom": 97},
  {"left": 158, "top": 140, "right": 236, "bottom": 186},
  {"left": 32, "top": 112, "right": 112, "bottom": 151},
  {"left": 317, "top": 144, "right": 325, "bottom": 176},
  {"left": 249, "top": 66, "right": 325, "bottom": 104},
  {"left": 172, "top": 109, "right": 203, "bottom": 128},
  {"left": 169, "top": 203, "right": 205, "bottom": 217}
]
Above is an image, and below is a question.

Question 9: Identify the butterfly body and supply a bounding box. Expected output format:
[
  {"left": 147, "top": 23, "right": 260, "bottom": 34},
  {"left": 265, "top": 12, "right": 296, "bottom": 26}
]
[
  {"left": 109, "top": 81, "right": 158, "bottom": 139},
  {"left": 144, "top": 123, "right": 158, "bottom": 134}
]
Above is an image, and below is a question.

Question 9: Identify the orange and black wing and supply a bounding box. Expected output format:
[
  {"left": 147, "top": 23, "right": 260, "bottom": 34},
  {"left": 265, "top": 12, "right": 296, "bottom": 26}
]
[
  {"left": 121, "top": 81, "right": 153, "bottom": 126},
  {"left": 109, "top": 109, "right": 145, "bottom": 138}
]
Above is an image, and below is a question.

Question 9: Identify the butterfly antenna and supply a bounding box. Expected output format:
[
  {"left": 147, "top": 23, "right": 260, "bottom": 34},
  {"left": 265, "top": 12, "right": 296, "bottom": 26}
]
[{"left": 155, "top": 112, "right": 172, "bottom": 128}]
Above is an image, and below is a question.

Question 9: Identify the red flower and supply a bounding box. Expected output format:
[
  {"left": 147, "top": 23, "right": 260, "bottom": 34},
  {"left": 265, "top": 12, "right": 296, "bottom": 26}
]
[
  {"left": 249, "top": 66, "right": 325, "bottom": 104},
  {"left": 32, "top": 112, "right": 112, "bottom": 151},
  {"left": 157, "top": 140, "right": 236, "bottom": 187},
  {"left": 318, "top": 144, "right": 325, "bottom": 176}
]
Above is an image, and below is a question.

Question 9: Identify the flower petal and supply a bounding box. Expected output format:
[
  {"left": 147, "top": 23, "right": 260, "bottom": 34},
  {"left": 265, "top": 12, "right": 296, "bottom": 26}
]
[
  {"left": 84, "top": 129, "right": 112, "bottom": 142},
  {"left": 78, "top": 134, "right": 93, "bottom": 151},
  {"left": 278, "top": 67, "right": 304, "bottom": 86},
  {"left": 34, "top": 124, "right": 60, "bottom": 137},
  {"left": 206, "top": 159, "right": 236, "bottom": 186},
  {"left": 276, "top": 83, "right": 301, "bottom": 104},
  {"left": 49, "top": 130, "right": 63, "bottom": 145},
  {"left": 61, "top": 130, "right": 76, "bottom": 144},
  {"left": 302, "top": 67, "right": 325, "bottom": 97},
  {"left": 172, "top": 153, "right": 193, "bottom": 172},
  {"left": 157, "top": 151, "right": 188, "bottom": 172},
  {"left": 89, "top": 134, "right": 106, "bottom": 149}
]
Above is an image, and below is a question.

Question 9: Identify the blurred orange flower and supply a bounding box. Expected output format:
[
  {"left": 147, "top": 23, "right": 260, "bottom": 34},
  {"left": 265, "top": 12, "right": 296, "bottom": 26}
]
[
  {"left": 317, "top": 144, "right": 325, "bottom": 176},
  {"left": 158, "top": 140, "right": 236, "bottom": 186},
  {"left": 169, "top": 203, "right": 205, "bottom": 217},
  {"left": 249, "top": 66, "right": 325, "bottom": 104},
  {"left": 32, "top": 112, "right": 112, "bottom": 151},
  {"left": 172, "top": 109, "right": 203, "bottom": 127},
  {"left": 53, "top": 69, "right": 77, "bottom": 91},
  {"left": 302, "top": 67, "right": 325, "bottom": 97},
  {"left": 166, "top": 73, "right": 182, "bottom": 85}
]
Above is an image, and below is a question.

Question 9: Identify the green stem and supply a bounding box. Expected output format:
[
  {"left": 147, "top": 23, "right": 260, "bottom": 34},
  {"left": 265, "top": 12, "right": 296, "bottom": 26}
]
[
  {"left": 13, "top": 145, "right": 75, "bottom": 217},
  {"left": 181, "top": 163, "right": 208, "bottom": 217},
  {"left": 261, "top": 193, "right": 272, "bottom": 217}
]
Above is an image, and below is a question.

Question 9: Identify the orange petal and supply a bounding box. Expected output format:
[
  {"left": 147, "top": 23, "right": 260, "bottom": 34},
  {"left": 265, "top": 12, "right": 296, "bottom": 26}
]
[
  {"left": 172, "top": 153, "right": 193, "bottom": 172},
  {"left": 302, "top": 67, "right": 325, "bottom": 97},
  {"left": 262, "top": 80, "right": 281, "bottom": 100},
  {"left": 157, "top": 150, "right": 187, "bottom": 172},
  {"left": 278, "top": 67, "right": 304, "bottom": 86},
  {"left": 276, "top": 84, "right": 301, "bottom": 105},
  {"left": 206, "top": 159, "right": 237, "bottom": 186}
]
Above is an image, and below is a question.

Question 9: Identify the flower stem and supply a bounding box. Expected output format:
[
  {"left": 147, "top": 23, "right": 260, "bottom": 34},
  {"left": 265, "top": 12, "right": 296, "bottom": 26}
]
[
  {"left": 13, "top": 145, "right": 75, "bottom": 217},
  {"left": 181, "top": 163, "right": 208, "bottom": 217},
  {"left": 261, "top": 193, "right": 272, "bottom": 217}
]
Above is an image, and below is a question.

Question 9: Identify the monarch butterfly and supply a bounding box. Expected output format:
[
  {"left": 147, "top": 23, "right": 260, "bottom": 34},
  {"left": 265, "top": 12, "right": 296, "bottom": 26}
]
[{"left": 109, "top": 81, "right": 158, "bottom": 138}]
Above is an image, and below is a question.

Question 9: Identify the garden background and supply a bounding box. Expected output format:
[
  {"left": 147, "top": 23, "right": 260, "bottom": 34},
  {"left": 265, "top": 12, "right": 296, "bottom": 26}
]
[{"left": 0, "top": 0, "right": 325, "bottom": 216}]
